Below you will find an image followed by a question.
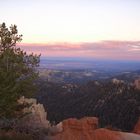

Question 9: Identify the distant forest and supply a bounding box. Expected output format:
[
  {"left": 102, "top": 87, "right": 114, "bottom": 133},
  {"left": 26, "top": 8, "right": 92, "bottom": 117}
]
[{"left": 37, "top": 79, "right": 140, "bottom": 132}]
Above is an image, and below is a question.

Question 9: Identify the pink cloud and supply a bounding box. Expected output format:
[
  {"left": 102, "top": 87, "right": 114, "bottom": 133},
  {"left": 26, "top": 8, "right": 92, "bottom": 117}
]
[{"left": 17, "top": 41, "right": 140, "bottom": 60}]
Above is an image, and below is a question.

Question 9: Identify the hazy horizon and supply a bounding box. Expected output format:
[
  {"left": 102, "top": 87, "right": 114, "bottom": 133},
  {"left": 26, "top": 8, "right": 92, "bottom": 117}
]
[
  {"left": 39, "top": 56, "right": 140, "bottom": 71},
  {"left": 40, "top": 56, "right": 140, "bottom": 62}
]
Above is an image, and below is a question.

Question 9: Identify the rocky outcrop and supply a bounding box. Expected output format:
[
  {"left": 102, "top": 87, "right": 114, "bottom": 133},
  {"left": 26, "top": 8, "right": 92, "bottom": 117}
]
[
  {"left": 47, "top": 117, "right": 98, "bottom": 140},
  {"left": 62, "top": 117, "right": 98, "bottom": 131},
  {"left": 47, "top": 117, "right": 140, "bottom": 140},
  {"left": 17, "top": 96, "right": 50, "bottom": 130},
  {"left": 133, "top": 117, "right": 140, "bottom": 134},
  {"left": 17, "top": 97, "right": 140, "bottom": 140},
  {"left": 134, "top": 79, "right": 140, "bottom": 90},
  {"left": 112, "top": 78, "right": 124, "bottom": 84}
]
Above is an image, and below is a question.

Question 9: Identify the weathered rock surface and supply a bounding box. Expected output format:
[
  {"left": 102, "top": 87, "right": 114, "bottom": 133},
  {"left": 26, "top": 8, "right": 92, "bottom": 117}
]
[
  {"left": 46, "top": 117, "right": 98, "bottom": 140},
  {"left": 112, "top": 78, "right": 124, "bottom": 84},
  {"left": 48, "top": 122, "right": 63, "bottom": 135},
  {"left": 17, "top": 97, "right": 140, "bottom": 140},
  {"left": 134, "top": 79, "right": 140, "bottom": 90},
  {"left": 133, "top": 117, "right": 140, "bottom": 134},
  {"left": 18, "top": 96, "right": 50, "bottom": 130},
  {"left": 62, "top": 117, "right": 98, "bottom": 131},
  {"left": 120, "top": 132, "right": 140, "bottom": 140},
  {"left": 46, "top": 117, "right": 140, "bottom": 140}
]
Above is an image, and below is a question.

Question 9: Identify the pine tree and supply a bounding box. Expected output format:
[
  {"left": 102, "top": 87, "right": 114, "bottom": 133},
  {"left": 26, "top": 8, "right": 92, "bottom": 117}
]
[{"left": 0, "top": 23, "right": 40, "bottom": 118}]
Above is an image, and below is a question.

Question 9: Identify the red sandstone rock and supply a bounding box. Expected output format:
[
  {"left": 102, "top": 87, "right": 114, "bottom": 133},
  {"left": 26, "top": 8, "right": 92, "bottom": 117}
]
[
  {"left": 133, "top": 117, "right": 140, "bottom": 134},
  {"left": 47, "top": 117, "right": 98, "bottom": 140},
  {"left": 47, "top": 117, "right": 140, "bottom": 140},
  {"left": 62, "top": 117, "right": 98, "bottom": 131}
]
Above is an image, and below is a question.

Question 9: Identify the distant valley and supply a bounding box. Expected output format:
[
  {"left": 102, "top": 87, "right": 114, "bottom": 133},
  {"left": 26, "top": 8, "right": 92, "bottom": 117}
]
[
  {"left": 39, "top": 57, "right": 140, "bottom": 84},
  {"left": 36, "top": 57, "right": 140, "bottom": 132}
]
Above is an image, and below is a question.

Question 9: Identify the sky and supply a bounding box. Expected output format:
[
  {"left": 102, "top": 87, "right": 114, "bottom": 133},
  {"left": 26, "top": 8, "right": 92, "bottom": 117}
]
[{"left": 0, "top": 0, "right": 140, "bottom": 60}]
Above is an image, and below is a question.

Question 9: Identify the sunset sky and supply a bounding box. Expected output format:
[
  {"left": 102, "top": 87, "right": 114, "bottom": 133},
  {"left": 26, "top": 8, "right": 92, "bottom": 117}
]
[{"left": 0, "top": 0, "right": 140, "bottom": 60}]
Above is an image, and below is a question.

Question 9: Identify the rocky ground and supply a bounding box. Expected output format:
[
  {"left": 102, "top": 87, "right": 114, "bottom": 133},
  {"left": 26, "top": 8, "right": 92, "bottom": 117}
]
[{"left": 1, "top": 96, "right": 140, "bottom": 140}]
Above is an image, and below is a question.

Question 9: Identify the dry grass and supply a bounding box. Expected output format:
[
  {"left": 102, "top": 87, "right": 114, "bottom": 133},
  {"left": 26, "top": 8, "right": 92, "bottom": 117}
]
[{"left": 0, "top": 130, "right": 33, "bottom": 140}]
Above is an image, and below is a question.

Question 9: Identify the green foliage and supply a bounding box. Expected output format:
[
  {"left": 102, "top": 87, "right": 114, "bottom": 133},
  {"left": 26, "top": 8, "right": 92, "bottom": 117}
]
[{"left": 0, "top": 23, "right": 40, "bottom": 118}]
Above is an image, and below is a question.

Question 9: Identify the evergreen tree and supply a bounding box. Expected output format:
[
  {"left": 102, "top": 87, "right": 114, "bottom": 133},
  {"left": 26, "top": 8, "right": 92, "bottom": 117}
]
[{"left": 0, "top": 23, "right": 40, "bottom": 118}]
